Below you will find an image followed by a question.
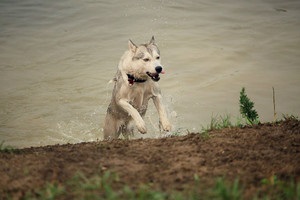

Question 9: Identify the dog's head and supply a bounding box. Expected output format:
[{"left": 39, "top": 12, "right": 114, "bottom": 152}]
[{"left": 125, "top": 36, "right": 165, "bottom": 82}]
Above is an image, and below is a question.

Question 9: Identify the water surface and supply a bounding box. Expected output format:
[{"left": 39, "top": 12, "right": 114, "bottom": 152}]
[{"left": 1, "top": 0, "right": 300, "bottom": 147}]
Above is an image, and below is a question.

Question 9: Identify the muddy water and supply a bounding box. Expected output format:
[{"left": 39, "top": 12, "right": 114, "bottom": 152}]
[{"left": 1, "top": 0, "right": 300, "bottom": 148}]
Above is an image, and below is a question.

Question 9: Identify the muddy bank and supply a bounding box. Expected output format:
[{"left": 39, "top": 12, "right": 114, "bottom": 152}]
[{"left": 1, "top": 119, "right": 299, "bottom": 199}]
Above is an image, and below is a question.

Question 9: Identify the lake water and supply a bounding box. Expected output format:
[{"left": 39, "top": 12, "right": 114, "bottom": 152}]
[{"left": 1, "top": 0, "right": 300, "bottom": 148}]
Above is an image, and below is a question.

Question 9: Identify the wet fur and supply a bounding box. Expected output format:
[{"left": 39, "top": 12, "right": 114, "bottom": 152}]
[{"left": 103, "top": 37, "right": 171, "bottom": 139}]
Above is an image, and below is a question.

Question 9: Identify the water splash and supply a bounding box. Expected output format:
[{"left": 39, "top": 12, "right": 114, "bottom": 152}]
[{"left": 52, "top": 107, "right": 103, "bottom": 145}]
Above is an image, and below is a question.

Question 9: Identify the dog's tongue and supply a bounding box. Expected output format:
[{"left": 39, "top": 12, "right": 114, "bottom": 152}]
[{"left": 161, "top": 70, "right": 165, "bottom": 74}]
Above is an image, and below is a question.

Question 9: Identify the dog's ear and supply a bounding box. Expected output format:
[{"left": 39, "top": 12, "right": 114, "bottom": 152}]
[
  {"left": 128, "top": 39, "right": 137, "bottom": 53},
  {"left": 149, "top": 36, "right": 155, "bottom": 45}
]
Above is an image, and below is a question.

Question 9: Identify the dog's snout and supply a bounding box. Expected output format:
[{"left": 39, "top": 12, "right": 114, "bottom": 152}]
[{"left": 155, "top": 66, "right": 162, "bottom": 73}]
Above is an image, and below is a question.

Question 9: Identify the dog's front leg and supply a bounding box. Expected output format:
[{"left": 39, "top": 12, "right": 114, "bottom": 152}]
[
  {"left": 152, "top": 94, "right": 171, "bottom": 132},
  {"left": 118, "top": 99, "right": 147, "bottom": 134}
]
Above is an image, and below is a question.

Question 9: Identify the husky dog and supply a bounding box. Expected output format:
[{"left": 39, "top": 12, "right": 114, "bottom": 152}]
[{"left": 103, "top": 36, "right": 171, "bottom": 139}]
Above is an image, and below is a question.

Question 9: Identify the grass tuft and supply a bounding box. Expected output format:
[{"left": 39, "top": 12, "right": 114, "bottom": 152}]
[
  {"left": 259, "top": 175, "right": 300, "bottom": 200},
  {"left": 0, "top": 141, "right": 20, "bottom": 153},
  {"left": 25, "top": 182, "right": 65, "bottom": 200},
  {"left": 201, "top": 114, "right": 234, "bottom": 134},
  {"left": 213, "top": 178, "right": 242, "bottom": 200},
  {"left": 20, "top": 170, "right": 300, "bottom": 200}
]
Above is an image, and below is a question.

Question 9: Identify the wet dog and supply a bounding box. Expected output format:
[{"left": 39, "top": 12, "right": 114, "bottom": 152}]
[{"left": 103, "top": 36, "right": 171, "bottom": 139}]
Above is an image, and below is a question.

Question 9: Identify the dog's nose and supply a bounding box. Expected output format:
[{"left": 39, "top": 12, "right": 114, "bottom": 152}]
[{"left": 155, "top": 66, "right": 162, "bottom": 73}]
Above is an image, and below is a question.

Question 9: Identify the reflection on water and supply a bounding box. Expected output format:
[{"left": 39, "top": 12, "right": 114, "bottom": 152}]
[{"left": 0, "top": 0, "right": 300, "bottom": 147}]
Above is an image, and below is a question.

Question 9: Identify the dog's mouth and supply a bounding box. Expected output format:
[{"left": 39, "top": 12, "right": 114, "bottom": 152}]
[{"left": 146, "top": 72, "right": 160, "bottom": 82}]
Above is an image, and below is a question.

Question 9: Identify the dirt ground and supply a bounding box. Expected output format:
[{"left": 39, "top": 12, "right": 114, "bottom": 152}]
[{"left": 1, "top": 118, "right": 299, "bottom": 199}]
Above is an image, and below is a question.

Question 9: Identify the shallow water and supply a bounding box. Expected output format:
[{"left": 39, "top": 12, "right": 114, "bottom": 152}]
[{"left": 1, "top": 0, "right": 300, "bottom": 148}]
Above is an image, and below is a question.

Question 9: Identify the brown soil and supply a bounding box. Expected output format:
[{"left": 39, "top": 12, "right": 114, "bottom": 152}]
[{"left": 1, "top": 119, "right": 300, "bottom": 199}]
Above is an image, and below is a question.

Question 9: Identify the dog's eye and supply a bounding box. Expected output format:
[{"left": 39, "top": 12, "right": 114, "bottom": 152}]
[
  {"left": 156, "top": 56, "right": 160, "bottom": 60},
  {"left": 143, "top": 58, "right": 150, "bottom": 62}
]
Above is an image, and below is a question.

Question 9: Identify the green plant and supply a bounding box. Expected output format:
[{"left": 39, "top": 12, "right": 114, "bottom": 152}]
[
  {"left": 239, "top": 87, "right": 259, "bottom": 125},
  {"left": 260, "top": 175, "right": 300, "bottom": 200},
  {"left": 134, "top": 185, "right": 168, "bottom": 200},
  {"left": 187, "top": 174, "right": 203, "bottom": 200},
  {"left": 201, "top": 114, "right": 233, "bottom": 133},
  {"left": 0, "top": 141, "right": 20, "bottom": 153},
  {"left": 171, "top": 128, "right": 185, "bottom": 136},
  {"left": 282, "top": 114, "right": 299, "bottom": 121},
  {"left": 37, "top": 183, "right": 65, "bottom": 200},
  {"left": 69, "top": 171, "right": 118, "bottom": 200},
  {"left": 213, "top": 178, "right": 242, "bottom": 200},
  {"left": 234, "top": 116, "right": 246, "bottom": 128}
]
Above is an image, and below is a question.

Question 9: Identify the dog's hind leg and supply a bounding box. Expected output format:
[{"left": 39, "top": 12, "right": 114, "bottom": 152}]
[
  {"left": 122, "top": 121, "right": 134, "bottom": 139},
  {"left": 103, "top": 113, "right": 121, "bottom": 139}
]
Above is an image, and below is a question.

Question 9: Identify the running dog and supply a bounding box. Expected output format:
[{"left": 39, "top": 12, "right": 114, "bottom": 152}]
[{"left": 103, "top": 36, "right": 171, "bottom": 139}]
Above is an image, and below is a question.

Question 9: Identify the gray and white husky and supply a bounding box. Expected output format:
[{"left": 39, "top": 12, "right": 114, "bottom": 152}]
[{"left": 103, "top": 36, "right": 171, "bottom": 139}]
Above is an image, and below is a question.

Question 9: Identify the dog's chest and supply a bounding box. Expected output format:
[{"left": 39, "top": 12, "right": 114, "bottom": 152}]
[{"left": 127, "top": 85, "right": 152, "bottom": 109}]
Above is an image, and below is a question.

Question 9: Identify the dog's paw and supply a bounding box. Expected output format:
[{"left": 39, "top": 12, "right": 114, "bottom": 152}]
[
  {"left": 163, "top": 124, "right": 172, "bottom": 132},
  {"left": 160, "top": 120, "right": 172, "bottom": 132},
  {"left": 136, "top": 121, "right": 147, "bottom": 134}
]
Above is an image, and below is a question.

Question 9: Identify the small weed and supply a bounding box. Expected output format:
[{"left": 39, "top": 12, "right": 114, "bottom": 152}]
[
  {"left": 69, "top": 171, "right": 119, "bottom": 199},
  {"left": 282, "top": 114, "right": 299, "bottom": 121},
  {"left": 0, "top": 141, "right": 20, "bottom": 153},
  {"left": 25, "top": 182, "right": 65, "bottom": 200},
  {"left": 213, "top": 178, "right": 242, "bottom": 200},
  {"left": 171, "top": 128, "right": 185, "bottom": 136},
  {"left": 201, "top": 114, "right": 234, "bottom": 133},
  {"left": 260, "top": 175, "right": 300, "bottom": 200},
  {"left": 234, "top": 116, "right": 246, "bottom": 128},
  {"left": 135, "top": 185, "right": 168, "bottom": 200},
  {"left": 261, "top": 175, "right": 279, "bottom": 186},
  {"left": 239, "top": 87, "right": 259, "bottom": 125},
  {"left": 187, "top": 174, "right": 203, "bottom": 199}
]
